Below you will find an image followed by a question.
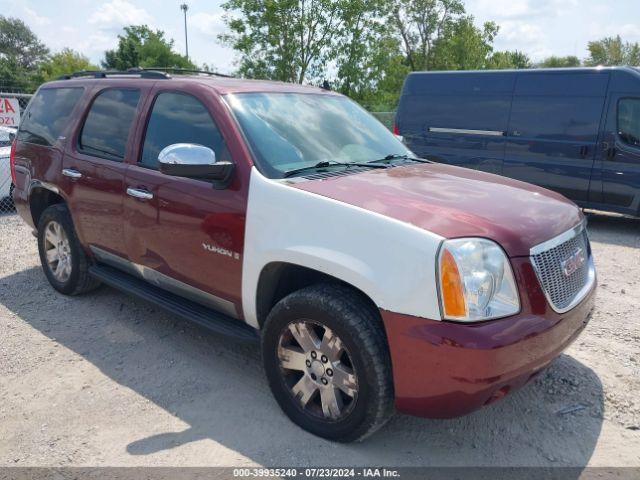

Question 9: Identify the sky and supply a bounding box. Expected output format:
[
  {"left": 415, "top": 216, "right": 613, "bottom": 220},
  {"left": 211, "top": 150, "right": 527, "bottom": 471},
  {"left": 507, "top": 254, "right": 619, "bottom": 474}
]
[{"left": 1, "top": 0, "right": 639, "bottom": 74}]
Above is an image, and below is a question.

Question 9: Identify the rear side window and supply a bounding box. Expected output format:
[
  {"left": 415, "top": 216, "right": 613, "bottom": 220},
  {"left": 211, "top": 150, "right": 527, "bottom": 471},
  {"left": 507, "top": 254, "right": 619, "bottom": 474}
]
[
  {"left": 139, "top": 92, "right": 227, "bottom": 169},
  {"left": 618, "top": 98, "right": 640, "bottom": 147},
  {"left": 79, "top": 89, "right": 140, "bottom": 161},
  {"left": 18, "top": 87, "right": 84, "bottom": 146}
]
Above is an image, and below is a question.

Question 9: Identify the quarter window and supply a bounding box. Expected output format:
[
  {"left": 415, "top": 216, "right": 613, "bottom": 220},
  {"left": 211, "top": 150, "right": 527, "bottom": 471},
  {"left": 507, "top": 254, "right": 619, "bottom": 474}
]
[
  {"left": 18, "top": 87, "right": 84, "bottom": 146},
  {"left": 140, "top": 92, "right": 227, "bottom": 169},
  {"left": 618, "top": 98, "right": 640, "bottom": 147},
  {"left": 79, "top": 89, "right": 140, "bottom": 161}
]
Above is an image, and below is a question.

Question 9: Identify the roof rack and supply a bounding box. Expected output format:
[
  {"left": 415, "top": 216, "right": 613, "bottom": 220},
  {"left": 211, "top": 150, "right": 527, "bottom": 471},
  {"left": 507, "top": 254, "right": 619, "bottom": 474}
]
[
  {"left": 141, "top": 67, "right": 234, "bottom": 78},
  {"left": 57, "top": 68, "right": 170, "bottom": 80}
]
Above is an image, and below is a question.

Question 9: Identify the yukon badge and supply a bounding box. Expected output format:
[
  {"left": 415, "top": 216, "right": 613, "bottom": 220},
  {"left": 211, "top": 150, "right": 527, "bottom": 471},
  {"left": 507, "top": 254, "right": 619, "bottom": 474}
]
[
  {"left": 561, "top": 247, "right": 586, "bottom": 277},
  {"left": 202, "top": 242, "right": 240, "bottom": 260}
]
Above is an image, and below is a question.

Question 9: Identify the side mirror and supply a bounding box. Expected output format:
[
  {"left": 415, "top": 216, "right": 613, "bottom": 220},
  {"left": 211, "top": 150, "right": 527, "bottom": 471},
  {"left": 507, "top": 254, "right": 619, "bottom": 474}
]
[{"left": 158, "top": 143, "right": 235, "bottom": 188}]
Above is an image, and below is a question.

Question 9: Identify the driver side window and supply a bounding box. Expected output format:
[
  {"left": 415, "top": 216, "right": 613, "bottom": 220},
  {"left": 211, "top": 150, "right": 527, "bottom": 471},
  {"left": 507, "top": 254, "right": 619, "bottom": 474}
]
[
  {"left": 140, "top": 92, "right": 228, "bottom": 169},
  {"left": 618, "top": 98, "right": 640, "bottom": 147}
]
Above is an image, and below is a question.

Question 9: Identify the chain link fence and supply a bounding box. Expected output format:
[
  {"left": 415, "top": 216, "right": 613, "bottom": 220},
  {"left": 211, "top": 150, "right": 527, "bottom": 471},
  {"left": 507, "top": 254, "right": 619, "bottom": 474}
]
[{"left": 1, "top": 89, "right": 33, "bottom": 216}]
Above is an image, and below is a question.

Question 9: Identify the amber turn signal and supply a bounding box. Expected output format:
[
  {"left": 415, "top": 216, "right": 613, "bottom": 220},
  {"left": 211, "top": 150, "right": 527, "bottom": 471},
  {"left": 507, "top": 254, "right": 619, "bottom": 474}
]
[{"left": 439, "top": 249, "right": 467, "bottom": 318}]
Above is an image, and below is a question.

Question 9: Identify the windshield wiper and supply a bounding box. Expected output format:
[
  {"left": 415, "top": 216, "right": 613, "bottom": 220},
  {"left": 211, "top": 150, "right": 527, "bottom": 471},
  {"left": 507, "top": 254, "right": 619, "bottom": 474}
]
[
  {"left": 368, "top": 154, "right": 431, "bottom": 164},
  {"left": 283, "top": 160, "right": 387, "bottom": 178}
]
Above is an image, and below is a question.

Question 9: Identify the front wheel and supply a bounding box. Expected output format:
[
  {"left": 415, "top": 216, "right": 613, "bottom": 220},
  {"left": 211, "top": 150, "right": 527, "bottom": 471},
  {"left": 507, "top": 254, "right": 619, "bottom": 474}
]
[{"left": 262, "top": 284, "right": 394, "bottom": 442}]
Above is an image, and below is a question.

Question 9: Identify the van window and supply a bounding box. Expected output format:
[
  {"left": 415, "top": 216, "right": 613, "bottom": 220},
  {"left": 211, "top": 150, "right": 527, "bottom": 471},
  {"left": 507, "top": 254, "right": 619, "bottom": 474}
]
[
  {"left": 140, "top": 92, "right": 227, "bottom": 169},
  {"left": 79, "top": 89, "right": 140, "bottom": 161},
  {"left": 17, "top": 87, "right": 84, "bottom": 146},
  {"left": 618, "top": 98, "right": 640, "bottom": 147}
]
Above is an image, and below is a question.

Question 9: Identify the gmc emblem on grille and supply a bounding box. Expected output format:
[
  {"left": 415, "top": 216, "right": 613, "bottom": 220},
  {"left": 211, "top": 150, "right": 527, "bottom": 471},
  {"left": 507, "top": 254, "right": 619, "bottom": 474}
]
[{"left": 561, "top": 247, "right": 586, "bottom": 277}]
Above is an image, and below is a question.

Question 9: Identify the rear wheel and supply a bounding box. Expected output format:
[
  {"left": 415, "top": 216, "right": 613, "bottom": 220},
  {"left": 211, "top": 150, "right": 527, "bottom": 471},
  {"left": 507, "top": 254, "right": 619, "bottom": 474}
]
[
  {"left": 262, "top": 283, "right": 394, "bottom": 442},
  {"left": 37, "top": 204, "right": 100, "bottom": 295}
]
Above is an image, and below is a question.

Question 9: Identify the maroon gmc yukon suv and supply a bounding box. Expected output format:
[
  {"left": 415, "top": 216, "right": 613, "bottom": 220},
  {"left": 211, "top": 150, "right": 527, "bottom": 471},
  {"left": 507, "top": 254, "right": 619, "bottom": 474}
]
[{"left": 10, "top": 69, "right": 596, "bottom": 442}]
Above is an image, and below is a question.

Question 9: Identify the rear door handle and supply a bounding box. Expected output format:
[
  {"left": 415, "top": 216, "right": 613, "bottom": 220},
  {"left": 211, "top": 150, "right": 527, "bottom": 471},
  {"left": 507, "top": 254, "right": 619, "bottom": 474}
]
[
  {"left": 579, "top": 145, "right": 589, "bottom": 158},
  {"left": 126, "top": 187, "right": 153, "bottom": 200},
  {"left": 62, "top": 168, "right": 82, "bottom": 179},
  {"left": 602, "top": 142, "right": 617, "bottom": 159}
]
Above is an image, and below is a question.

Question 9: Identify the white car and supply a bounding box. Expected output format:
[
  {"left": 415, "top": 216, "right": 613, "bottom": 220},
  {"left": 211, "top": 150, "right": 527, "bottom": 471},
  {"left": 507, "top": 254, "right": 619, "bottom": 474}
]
[{"left": 0, "top": 125, "right": 16, "bottom": 203}]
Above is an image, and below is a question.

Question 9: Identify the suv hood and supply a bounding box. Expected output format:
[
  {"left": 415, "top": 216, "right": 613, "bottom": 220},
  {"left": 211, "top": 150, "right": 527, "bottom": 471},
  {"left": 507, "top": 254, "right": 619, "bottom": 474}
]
[{"left": 293, "top": 163, "right": 583, "bottom": 257}]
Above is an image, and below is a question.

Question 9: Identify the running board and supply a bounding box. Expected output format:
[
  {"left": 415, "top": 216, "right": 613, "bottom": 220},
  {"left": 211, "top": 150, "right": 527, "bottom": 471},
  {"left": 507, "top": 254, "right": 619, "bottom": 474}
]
[{"left": 89, "top": 264, "right": 259, "bottom": 343}]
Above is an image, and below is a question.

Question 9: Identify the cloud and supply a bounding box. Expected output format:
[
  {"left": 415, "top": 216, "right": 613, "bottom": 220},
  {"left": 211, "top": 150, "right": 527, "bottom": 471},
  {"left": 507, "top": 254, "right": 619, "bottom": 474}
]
[
  {"left": 619, "top": 24, "right": 640, "bottom": 39},
  {"left": 586, "top": 21, "right": 640, "bottom": 43},
  {"left": 498, "top": 21, "right": 544, "bottom": 43},
  {"left": 491, "top": 20, "right": 554, "bottom": 61},
  {"left": 190, "top": 12, "right": 225, "bottom": 37},
  {"left": 471, "top": 0, "right": 533, "bottom": 19},
  {"left": 23, "top": 6, "right": 51, "bottom": 26},
  {"left": 88, "top": 0, "right": 154, "bottom": 30},
  {"left": 470, "top": 0, "right": 578, "bottom": 20}
]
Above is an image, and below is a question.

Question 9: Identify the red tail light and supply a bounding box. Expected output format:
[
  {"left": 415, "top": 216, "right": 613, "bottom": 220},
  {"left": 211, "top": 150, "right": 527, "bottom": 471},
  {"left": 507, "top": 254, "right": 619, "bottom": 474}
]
[
  {"left": 393, "top": 123, "right": 400, "bottom": 135},
  {"left": 9, "top": 138, "right": 17, "bottom": 184}
]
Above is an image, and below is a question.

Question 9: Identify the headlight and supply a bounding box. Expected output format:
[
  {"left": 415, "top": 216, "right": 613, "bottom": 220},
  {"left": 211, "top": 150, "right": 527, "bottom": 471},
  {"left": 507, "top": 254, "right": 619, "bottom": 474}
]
[{"left": 438, "top": 238, "right": 520, "bottom": 322}]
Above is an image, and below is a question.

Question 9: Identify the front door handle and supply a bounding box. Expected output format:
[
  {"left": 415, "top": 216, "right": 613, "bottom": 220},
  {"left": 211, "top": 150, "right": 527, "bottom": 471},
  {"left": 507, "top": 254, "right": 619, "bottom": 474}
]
[
  {"left": 62, "top": 168, "right": 82, "bottom": 179},
  {"left": 126, "top": 187, "right": 153, "bottom": 200}
]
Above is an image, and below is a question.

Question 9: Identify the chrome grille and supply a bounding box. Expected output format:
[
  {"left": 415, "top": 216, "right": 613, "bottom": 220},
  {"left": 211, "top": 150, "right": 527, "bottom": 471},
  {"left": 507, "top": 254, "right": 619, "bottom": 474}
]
[{"left": 531, "top": 227, "right": 593, "bottom": 312}]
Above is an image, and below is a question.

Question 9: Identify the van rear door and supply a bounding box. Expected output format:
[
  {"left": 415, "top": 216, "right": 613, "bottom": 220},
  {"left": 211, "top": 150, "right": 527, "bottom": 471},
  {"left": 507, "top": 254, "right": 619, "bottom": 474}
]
[
  {"left": 396, "top": 72, "right": 514, "bottom": 174},
  {"left": 503, "top": 71, "right": 608, "bottom": 203}
]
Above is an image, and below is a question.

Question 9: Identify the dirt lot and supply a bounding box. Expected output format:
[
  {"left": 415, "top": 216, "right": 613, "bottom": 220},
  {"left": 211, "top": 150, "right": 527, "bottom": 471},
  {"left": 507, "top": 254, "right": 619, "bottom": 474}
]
[{"left": 0, "top": 211, "right": 638, "bottom": 468}]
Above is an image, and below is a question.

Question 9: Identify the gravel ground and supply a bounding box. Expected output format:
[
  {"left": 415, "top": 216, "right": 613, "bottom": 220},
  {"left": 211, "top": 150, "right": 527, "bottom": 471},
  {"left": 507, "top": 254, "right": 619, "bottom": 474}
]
[{"left": 0, "top": 211, "right": 639, "bottom": 468}]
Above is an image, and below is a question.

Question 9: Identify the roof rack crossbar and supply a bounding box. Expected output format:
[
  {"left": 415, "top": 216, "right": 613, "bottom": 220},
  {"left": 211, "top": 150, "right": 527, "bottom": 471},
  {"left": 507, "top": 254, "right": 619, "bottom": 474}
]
[
  {"left": 141, "top": 67, "right": 234, "bottom": 78},
  {"left": 57, "top": 68, "right": 171, "bottom": 80}
]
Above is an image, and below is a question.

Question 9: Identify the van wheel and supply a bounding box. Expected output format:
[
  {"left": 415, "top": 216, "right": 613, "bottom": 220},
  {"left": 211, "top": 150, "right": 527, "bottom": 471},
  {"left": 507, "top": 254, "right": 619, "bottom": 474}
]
[
  {"left": 37, "top": 204, "right": 100, "bottom": 295},
  {"left": 262, "top": 283, "right": 394, "bottom": 442}
]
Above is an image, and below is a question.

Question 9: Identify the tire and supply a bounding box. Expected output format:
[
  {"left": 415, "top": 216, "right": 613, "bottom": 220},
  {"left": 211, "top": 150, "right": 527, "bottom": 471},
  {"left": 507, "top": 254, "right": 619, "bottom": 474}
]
[
  {"left": 37, "top": 203, "right": 100, "bottom": 295},
  {"left": 262, "top": 283, "right": 394, "bottom": 442}
]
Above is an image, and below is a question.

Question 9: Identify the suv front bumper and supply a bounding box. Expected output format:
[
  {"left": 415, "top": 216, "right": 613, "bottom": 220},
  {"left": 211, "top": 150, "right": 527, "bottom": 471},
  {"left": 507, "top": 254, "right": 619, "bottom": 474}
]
[{"left": 381, "top": 257, "right": 596, "bottom": 418}]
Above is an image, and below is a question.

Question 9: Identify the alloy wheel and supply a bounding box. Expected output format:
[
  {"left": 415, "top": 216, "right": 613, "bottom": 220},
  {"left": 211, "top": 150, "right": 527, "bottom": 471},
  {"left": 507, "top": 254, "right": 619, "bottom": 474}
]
[
  {"left": 44, "top": 220, "right": 72, "bottom": 283},
  {"left": 278, "top": 320, "right": 358, "bottom": 421}
]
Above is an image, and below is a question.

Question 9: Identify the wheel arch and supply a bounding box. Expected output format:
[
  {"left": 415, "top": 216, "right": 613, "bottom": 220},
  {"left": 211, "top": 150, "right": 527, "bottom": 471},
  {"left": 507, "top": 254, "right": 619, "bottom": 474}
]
[
  {"left": 254, "top": 261, "right": 381, "bottom": 330},
  {"left": 28, "top": 182, "right": 67, "bottom": 230}
]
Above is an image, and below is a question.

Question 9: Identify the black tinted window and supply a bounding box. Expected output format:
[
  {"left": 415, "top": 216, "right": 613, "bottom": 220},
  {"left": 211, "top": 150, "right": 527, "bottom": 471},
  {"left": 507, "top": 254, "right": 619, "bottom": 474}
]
[
  {"left": 80, "top": 89, "right": 140, "bottom": 161},
  {"left": 140, "top": 92, "right": 227, "bottom": 169},
  {"left": 18, "top": 87, "right": 84, "bottom": 146},
  {"left": 618, "top": 98, "right": 640, "bottom": 147}
]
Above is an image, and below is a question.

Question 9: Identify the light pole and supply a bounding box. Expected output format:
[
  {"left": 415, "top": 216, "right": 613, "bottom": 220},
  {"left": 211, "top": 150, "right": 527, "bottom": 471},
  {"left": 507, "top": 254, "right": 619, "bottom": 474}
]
[{"left": 180, "top": 3, "right": 189, "bottom": 61}]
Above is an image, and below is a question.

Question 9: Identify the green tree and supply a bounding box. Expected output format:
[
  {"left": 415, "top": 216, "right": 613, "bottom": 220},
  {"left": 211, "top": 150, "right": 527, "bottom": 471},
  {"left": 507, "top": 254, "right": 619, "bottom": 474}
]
[
  {"left": 487, "top": 50, "right": 531, "bottom": 69},
  {"left": 387, "top": 0, "right": 466, "bottom": 71},
  {"left": 347, "top": 36, "right": 410, "bottom": 109},
  {"left": 538, "top": 55, "right": 581, "bottom": 68},
  {"left": 0, "top": 16, "right": 49, "bottom": 69},
  {"left": 430, "top": 17, "right": 498, "bottom": 70},
  {"left": 0, "top": 16, "right": 49, "bottom": 90},
  {"left": 41, "top": 48, "right": 98, "bottom": 80},
  {"left": 102, "top": 25, "right": 195, "bottom": 70},
  {"left": 585, "top": 36, "right": 640, "bottom": 66},
  {"left": 333, "top": 0, "right": 393, "bottom": 98},
  {"left": 220, "top": 0, "right": 346, "bottom": 84}
]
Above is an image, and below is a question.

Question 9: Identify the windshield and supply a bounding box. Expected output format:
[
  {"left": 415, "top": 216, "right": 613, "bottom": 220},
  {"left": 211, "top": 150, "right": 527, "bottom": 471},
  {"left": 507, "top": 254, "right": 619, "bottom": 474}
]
[{"left": 227, "top": 93, "right": 412, "bottom": 178}]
